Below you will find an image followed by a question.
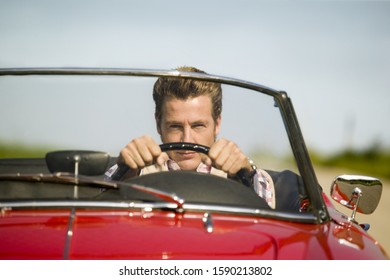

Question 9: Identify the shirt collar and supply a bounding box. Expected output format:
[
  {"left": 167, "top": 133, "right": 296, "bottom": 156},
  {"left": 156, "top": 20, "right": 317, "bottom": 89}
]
[{"left": 167, "top": 159, "right": 211, "bottom": 173}]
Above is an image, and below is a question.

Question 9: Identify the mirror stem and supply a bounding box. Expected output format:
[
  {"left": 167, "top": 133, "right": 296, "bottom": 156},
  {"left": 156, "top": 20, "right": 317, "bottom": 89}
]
[
  {"left": 349, "top": 187, "right": 362, "bottom": 222},
  {"left": 73, "top": 155, "right": 80, "bottom": 199}
]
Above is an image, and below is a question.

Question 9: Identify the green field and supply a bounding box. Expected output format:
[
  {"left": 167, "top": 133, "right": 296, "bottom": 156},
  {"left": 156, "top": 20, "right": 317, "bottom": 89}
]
[
  {"left": 0, "top": 142, "right": 54, "bottom": 158},
  {"left": 310, "top": 147, "right": 390, "bottom": 180}
]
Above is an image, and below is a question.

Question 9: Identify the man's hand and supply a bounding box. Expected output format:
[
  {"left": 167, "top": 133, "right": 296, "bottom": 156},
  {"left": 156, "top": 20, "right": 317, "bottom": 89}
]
[
  {"left": 205, "top": 138, "right": 252, "bottom": 178},
  {"left": 118, "top": 135, "right": 169, "bottom": 170}
]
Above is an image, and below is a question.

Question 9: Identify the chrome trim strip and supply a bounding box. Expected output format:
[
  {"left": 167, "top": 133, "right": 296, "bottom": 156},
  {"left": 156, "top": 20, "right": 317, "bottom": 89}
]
[
  {"left": 0, "top": 67, "right": 281, "bottom": 97},
  {"left": 202, "top": 213, "right": 214, "bottom": 233},
  {"left": 0, "top": 200, "right": 317, "bottom": 223},
  {"left": 0, "top": 201, "right": 170, "bottom": 209},
  {"left": 63, "top": 208, "right": 76, "bottom": 259}
]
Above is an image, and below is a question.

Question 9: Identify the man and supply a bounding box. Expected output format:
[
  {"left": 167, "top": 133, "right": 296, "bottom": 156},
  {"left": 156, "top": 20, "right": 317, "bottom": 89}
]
[{"left": 105, "top": 66, "right": 275, "bottom": 208}]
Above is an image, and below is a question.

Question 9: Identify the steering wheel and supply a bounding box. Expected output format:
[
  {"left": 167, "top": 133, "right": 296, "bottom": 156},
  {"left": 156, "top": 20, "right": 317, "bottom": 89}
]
[{"left": 159, "top": 142, "right": 210, "bottom": 154}]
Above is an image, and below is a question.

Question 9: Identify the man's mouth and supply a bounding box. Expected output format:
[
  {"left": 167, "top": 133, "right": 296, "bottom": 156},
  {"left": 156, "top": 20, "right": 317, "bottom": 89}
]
[{"left": 176, "top": 151, "right": 196, "bottom": 159}]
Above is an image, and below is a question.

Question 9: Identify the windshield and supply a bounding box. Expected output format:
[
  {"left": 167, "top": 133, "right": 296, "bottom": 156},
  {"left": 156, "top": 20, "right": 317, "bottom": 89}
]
[
  {"left": 0, "top": 71, "right": 311, "bottom": 219},
  {"left": 1, "top": 75, "right": 294, "bottom": 163}
]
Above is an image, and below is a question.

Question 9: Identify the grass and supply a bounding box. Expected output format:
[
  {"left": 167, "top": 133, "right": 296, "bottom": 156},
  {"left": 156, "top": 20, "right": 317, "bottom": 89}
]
[
  {"left": 0, "top": 142, "right": 54, "bottom": 158},
  {"left": 310, "top": 146, "right": 390, "bottom": 180}
]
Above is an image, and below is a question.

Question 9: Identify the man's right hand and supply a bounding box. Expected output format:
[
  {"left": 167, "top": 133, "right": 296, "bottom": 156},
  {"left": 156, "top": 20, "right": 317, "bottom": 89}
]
[{"left": 117, "top": 135, "right": 169, "bottom": 170}]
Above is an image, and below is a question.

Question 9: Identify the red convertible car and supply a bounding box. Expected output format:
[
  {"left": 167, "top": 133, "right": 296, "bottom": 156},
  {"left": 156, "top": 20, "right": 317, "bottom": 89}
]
[{"left": 0, "top": 68, "right": 387, "bottom": 260}]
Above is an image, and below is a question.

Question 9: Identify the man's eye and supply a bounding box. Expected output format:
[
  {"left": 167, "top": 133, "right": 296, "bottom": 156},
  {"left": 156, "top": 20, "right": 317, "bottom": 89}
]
[{"left": 193, "top": 124, "right": 206, "bottom": 129}]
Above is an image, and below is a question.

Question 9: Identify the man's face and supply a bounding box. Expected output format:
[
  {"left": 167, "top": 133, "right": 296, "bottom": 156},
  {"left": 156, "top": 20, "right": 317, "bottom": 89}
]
[{"left": 157, "top": 95, "right": 221, "bottom": 170}]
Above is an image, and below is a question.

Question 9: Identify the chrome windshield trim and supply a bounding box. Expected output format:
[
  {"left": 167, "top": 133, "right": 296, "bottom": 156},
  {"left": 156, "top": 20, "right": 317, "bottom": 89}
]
[
  {"left": 0, "top": 200, "right": 317, "bottom": 223},
  {"left": 0, "top": 67, "right": 281, "bottom": 98}
]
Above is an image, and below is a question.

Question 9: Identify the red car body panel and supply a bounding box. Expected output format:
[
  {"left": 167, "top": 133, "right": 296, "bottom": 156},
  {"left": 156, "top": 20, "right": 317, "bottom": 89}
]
[
  {"left": 0, "top": 210, "right": 70, "bottom": 259},
  {"left": 0, "top": 203, "right": 387, "bottom": 260}
]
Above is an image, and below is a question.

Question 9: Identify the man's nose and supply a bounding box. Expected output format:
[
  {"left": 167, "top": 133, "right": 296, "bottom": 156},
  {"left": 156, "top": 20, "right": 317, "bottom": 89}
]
[{"left": 181, "top": 127, "right": 194, "bottom": 142}]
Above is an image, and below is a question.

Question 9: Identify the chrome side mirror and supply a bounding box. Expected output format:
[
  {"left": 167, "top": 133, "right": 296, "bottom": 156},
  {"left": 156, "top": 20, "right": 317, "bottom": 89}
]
[{"left": 330, "top": 175, "right": 382, "bottom": 222}]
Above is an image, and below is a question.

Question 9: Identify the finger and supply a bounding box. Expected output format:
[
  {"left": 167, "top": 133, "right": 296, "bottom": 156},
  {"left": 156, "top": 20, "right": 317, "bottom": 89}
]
[
  {"left": 200, "top": 154, "right": 212, "bottom": 167},
  {"left": 222, "top": 158, "right": 237, "bottom": 176},
  {"left": 142, "top": 135, "right": 162, "bottom": 158},
  {"left": 210, "top": 139, "right": 250, "bottom": 176},
  {"left": 156, "top": 152, "right": 169, "bottom": 166},
  {"left": 128, "top": 143, "right": 149, "bottom": 168},
  {"left": 135, "top": 135, "right": 163, "bottom": 166},
  {"left": 210, "top": 139, "right": 235, "bottom": 169},
  {"left": 208, "top": 138, "right": 227, "bottom": 160},
  {"left": 120, "top": 136, "right": 161, "bottom": 169},
  {"left": 225, "top": 155, "right": 247, "bottom": 177},
  {"left": 132, "top": 138, "right": 155, "bottom": 166},
  {"left": 119, "top": 147, "right": 141, "bottom": 169}
]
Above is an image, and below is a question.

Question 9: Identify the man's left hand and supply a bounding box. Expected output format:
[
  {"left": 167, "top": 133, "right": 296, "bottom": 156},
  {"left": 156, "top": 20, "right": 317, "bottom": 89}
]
[{"left": 203, "top": 138, "right": 252, "bottom": 178}]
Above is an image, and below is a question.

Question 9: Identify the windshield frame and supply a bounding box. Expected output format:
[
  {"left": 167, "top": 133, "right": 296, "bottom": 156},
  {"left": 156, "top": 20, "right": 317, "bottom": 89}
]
[{"left": 0, "top": 67, "right": 329, "bottom": 223}]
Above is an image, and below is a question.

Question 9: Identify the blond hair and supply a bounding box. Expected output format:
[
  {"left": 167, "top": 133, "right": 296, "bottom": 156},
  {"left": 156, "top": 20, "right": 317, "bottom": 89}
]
[{"left": 153, "top": 66, "right": 222, "bottom": 123}]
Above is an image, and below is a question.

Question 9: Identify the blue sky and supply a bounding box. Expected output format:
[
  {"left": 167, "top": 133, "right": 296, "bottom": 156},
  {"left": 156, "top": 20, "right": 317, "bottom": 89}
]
[{"left": 1, "top": 0, "right": 389, "bottom": 155}]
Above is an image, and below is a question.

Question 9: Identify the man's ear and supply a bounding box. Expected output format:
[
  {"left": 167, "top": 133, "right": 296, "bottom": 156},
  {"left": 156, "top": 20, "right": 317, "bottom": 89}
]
[
  {"left": 215, "top": 115, "right": 222, "bottom": 136},
  {"left": 156, "top": 117, "right": 162, "bottom": 135}
]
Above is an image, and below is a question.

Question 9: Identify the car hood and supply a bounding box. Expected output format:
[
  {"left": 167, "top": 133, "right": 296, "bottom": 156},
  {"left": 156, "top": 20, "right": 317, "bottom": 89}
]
[{"left": 0, "top": 208, "right": 386, "bottom": 260}]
